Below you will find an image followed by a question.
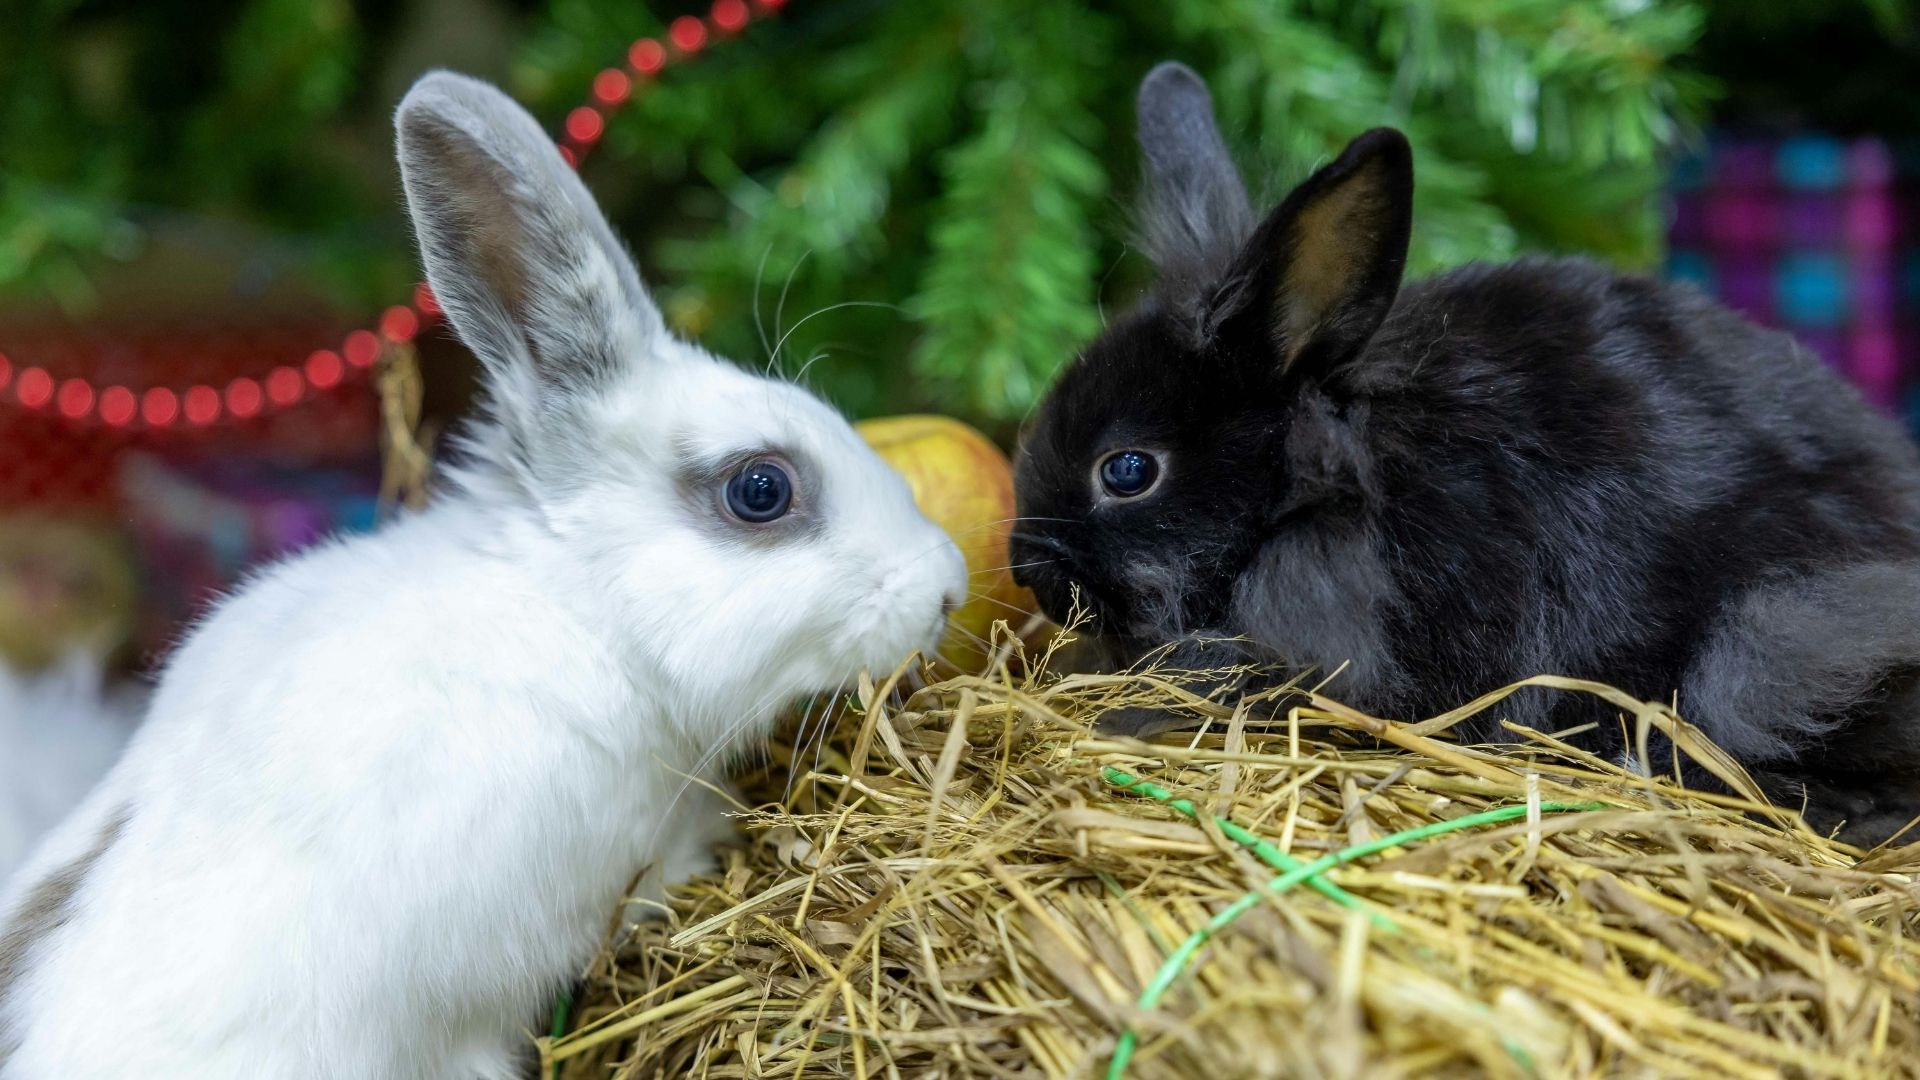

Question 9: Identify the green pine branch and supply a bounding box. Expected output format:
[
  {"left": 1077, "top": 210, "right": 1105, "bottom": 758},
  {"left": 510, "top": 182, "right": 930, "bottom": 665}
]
[
  {"left": 659, "top": 8, "right": 967, "bottom": 354},
  {"left": 909, "top": 2, "right": 1111, "bottom": 420}
]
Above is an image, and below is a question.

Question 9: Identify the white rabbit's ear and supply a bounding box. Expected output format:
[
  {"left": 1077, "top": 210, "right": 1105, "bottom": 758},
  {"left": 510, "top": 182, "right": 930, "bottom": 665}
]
[{"left": 395, "top": 72, "right": 662, "bottom": 421}]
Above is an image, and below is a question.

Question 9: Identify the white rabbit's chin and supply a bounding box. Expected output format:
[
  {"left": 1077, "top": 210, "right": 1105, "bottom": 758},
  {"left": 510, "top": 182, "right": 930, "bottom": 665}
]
[{"left": 925, "top": 614, "right": 952, "bottom": 655}]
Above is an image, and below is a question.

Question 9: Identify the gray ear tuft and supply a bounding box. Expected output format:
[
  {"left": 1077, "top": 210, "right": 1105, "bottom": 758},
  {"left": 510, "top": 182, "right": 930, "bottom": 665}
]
[
  {"left": 1134, "top": 62, "right": 1254, "bottom": 309},
  {"left": 394, "top": 71, "right": 661, "bottom": 425}
]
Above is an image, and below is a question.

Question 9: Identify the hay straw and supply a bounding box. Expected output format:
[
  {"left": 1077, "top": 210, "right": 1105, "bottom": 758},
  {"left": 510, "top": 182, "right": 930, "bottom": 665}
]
[{"left": 544, "top": 630, "right": 1920, "bottom": 1079}]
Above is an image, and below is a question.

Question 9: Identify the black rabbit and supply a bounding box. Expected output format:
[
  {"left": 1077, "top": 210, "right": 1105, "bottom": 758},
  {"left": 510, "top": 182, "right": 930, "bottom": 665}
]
[{"left": 1010, "top": 61, "right": 1920, "bottom": 846}]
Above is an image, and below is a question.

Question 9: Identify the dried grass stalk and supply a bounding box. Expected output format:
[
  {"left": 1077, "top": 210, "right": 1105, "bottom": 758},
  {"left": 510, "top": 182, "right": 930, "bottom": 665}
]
[{"left": 545, "top": 633, "right": 1920, "bottom": 1080}]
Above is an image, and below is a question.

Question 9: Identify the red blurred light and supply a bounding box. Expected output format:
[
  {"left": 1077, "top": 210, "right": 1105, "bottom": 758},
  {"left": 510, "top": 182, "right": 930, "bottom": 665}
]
[
  {"left": 712, "top": 0, "right": 749, "bottom": 31},
  {"left": 753, "top": 0, "right": 786, "bottom": 10},
  {"left": 413, "top": 282, "right": 441, "bottom": 317},
  {"left": 380, "top": 305, "right": 420, "bottom": 342},
  {"left": 628, "top": 38, "right": 666, "bottom": 74},
  {"left": 141, "top": 387, "right": 179, "bottom": 428},
  {"left": 266, "top": 366, "right": 305, "bottom": 406},
  {"left": 99, "top": 387, "right": 137, "bottom": 427},
  {"left": 56, "top": 378, "right": 94, "bottom": 419},
  {"left": 306, "top": 349, "right": 345, "bottom": 390},
  {"left": 16, "top": 368, "right": 53, "bottom": 409},
  {"left": 565, "top": 107, "right": 604, "bottom": 144},
  {"left": 669, "top": 16, "right": 707, "bottom": 52},
  {"left": 557, "top": 145, "right": 578, "bottom": 169},
  {"left": 225, "top": 378, "right": 263, "bottom": 419},
  {"left": 0, "top": 353, "right": 11, "bottom": 391},
  {"left": 183, "top": 386, "right": 221, "bottom": 425},
  {"left": 593, "top": 69, "right": 632, "bottom": 105},
  {"left": 344, "top": 331, "right": 381, "bottom": 368}
]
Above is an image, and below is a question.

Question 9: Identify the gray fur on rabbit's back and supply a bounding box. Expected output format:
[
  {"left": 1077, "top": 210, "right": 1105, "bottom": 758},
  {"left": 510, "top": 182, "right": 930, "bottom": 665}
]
[{"left": 1247, "top": 256, "right": 1920, "bottom": 749}]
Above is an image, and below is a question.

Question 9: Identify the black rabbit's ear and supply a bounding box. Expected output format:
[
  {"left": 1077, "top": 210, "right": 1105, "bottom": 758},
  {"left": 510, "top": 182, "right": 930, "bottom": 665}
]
[
  {"left": 1134, "top": 62, "right": 1254, "bottom": 301},
  {"left": 1227, "top": 128, "right": 1412, "bottom": 376}
]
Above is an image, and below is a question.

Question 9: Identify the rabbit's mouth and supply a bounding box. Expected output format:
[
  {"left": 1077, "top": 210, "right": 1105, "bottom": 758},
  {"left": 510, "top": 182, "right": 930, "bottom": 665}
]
[
  {"left": 926, "top": 607, "right": 954, "bottom": 655},
  {"left": 1014, "top": 561, "right": 1121, "bottom": 638}
]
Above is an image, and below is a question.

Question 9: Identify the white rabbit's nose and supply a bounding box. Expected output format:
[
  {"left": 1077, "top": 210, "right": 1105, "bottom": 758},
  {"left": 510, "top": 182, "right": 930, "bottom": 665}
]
[{"left": 940, "top": 592, "right": 960, "bottom": 619}]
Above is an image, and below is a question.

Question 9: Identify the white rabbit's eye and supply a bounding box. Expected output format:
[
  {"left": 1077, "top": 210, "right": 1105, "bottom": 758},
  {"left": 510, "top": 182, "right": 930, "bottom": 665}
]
[
  {"left": 1098, "top": 450, "right": 1160, "bottom": 499},
  {"left": 726, "top": 461, "right": 793, "bottom": 523}
]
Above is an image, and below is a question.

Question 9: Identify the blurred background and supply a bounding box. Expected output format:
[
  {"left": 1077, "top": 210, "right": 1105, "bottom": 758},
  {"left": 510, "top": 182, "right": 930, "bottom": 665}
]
[{"left": 0, "top": 0, "right": 1917, "bottom": 676}]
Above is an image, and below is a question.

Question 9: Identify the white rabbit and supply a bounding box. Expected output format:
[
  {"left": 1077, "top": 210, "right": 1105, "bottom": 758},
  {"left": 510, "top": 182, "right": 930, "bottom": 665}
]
[
  {"left": 0, "top": 71, "right": 966, "bottom": 1080},
  {"left": 0, "top": 654, "right": 142, "bottom": 887}
]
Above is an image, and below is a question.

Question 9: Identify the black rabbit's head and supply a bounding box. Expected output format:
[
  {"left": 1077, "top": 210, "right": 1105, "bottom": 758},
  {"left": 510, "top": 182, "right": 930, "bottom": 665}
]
[{"left": 1011, "top": 62, "right": 1413, "bottom": 654}]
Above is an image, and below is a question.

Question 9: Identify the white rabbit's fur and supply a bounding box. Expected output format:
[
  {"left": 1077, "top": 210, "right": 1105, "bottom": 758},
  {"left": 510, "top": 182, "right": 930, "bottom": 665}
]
[
  {"left": 0, "top": 72, "right": 965, "bottom": 1079},
  {"left": 0, "top": 655, "right": 141, "bottom": 887}
]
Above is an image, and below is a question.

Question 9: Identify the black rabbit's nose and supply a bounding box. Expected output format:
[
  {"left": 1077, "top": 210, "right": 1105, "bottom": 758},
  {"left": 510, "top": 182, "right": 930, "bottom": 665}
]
[
  {"left": 1008, "top": 534, "right": 1063, "bottom": 589},
  {"left": 1011, "top": 557, "right": 1041, "bottom": 590}
]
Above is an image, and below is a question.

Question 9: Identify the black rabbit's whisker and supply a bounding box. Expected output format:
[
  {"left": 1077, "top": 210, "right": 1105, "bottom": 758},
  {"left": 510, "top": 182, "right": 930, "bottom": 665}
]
[{"left": 974, "top": 560, "right": 1056, "bottom": 575}]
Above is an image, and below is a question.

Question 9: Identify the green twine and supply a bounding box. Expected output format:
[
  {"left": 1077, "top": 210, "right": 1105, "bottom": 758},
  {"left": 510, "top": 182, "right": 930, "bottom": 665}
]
[
  {"left": 548, "top": 990, "right": 572, "bottom": 1080},
  {"left": 1102, "top": 768, "right": 1396, "bottom": 933},
  {"left": 1102, "top": 766, "right": 1604, "bottom": 1080}
]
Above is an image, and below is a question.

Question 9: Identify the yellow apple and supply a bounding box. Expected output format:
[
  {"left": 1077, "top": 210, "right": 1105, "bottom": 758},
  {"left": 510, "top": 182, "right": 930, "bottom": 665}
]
[{"left": 856, "top": 414, "right": 1041, "bottom": 669}]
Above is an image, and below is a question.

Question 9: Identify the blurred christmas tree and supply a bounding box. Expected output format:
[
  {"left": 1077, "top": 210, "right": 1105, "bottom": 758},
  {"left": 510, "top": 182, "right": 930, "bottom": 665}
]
[
  {"left": 1, "top": 0, "right": 1731, "bottom": 432},
  {"left": 525, "top": 0, "right": 1719, "bottom": 427}
]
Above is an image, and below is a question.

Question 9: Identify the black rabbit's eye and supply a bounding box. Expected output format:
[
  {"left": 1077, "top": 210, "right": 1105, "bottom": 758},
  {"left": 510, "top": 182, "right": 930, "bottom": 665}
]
[
  {"left": 1099, "top": 450, "right": 1160, "bottom": 499},
  {"left": 726, "top": 461, "right": 793, "bottom": 523}
]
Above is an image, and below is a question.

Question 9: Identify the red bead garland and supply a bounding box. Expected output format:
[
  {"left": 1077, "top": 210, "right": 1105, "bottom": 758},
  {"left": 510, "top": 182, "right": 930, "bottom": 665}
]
[
  {"left": 17, "top": 368, "right": 53, "bottom": 410},
  {"left": 141, "top": 388, "right": 179, "bottom": 428},
  {"left": 565, "top": 106, "right": 604, "bottom": 144},
  {"left": 183, "top": 385, "right": 222, "bottom": 426},
  {"left": 225, "top": 378, "right": 263, "bottom": 420},
  {"left": 628, "top": 39, "right": 667, "bottom": 75},
  {"left": 669, "top": 16, "right": 708, "bottom": 54},
  {"left": 100, "top": 386, "right": 137, "bottom": 427},
  {"left": 3, "top": 0, "right": 784, "bottom": 433},
  {"left": 713, "top": 0, "right": 749, "bottom": 33},
  {"left": 306, "top": 350, "right": 345, "bottom": 390},
  {"left": 266, "top": 366, "right": 304, "bottom": 406},
  {"left": 343, "top": 330, "right": 381, "bottom": 368},
  {"left": 593, "top": 69, "right": 632, "bottom": 106},
  {"left": 379, "top": 305, "right": 420, "bottom": 342},
  {"left": 56, "top": 379, "right": 93, "bottom": 420}
]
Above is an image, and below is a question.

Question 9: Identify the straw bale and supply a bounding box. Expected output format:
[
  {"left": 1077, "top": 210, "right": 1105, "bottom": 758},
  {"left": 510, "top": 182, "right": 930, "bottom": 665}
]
[{"left": 545, "top": 633, "right": 1920, "bottom": 1080}]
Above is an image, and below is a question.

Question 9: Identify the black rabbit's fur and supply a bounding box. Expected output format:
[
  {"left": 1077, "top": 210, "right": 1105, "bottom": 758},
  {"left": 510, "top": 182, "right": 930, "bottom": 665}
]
[{"left": 1010, "top": 63, "right": 1920, "bottom": 845}]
